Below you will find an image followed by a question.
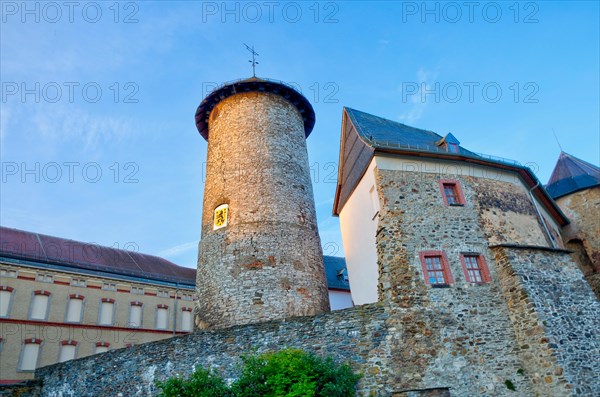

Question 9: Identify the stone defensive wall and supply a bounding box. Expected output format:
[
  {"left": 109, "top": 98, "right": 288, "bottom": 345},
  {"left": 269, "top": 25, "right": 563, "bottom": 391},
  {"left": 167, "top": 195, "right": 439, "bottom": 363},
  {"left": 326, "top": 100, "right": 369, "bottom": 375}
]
[{"left": 1, "top": 247, "right": 598, "bottom": 396}]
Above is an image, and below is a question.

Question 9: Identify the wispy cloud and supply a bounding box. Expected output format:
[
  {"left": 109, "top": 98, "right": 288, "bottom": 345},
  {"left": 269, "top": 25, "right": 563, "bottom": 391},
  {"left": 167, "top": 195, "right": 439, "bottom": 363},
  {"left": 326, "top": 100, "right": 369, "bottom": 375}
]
[
  {"left": 30, "top": 105, "right": 134, "bottom": 151},
  {"left": 398, "top": 68, "right": 439, "bottom": 124},
  {"left": 157, "top": 241, "right": 198, "bottom": 258}
]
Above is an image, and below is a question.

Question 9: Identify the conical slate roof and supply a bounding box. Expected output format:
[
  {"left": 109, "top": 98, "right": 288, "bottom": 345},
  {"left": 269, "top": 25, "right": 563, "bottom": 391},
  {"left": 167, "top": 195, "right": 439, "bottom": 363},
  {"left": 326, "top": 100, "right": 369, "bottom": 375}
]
[{"left": 546, "top": 152, "right": 600, "bottom": 199}]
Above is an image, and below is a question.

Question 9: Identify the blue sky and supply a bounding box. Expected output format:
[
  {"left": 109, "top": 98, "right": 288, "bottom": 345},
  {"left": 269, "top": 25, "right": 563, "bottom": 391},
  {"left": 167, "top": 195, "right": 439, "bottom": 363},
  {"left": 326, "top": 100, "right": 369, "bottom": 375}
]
[{"left": 1, "top": 1, "right": 599, "bottom": 268}]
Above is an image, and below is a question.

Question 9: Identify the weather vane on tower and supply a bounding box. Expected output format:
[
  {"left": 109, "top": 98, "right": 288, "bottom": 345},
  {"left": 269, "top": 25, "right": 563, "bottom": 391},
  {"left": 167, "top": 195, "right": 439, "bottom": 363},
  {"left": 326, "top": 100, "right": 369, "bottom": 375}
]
[{"left": 244, "top": 43, "right": 259, "bottom": 77}]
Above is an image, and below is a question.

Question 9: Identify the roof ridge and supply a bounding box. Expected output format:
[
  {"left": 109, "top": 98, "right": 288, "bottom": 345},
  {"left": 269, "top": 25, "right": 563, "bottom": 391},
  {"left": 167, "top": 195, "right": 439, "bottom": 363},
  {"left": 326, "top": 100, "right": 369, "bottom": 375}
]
[{"left": 0, "top": 225, "right": 180, "bottom": 266}]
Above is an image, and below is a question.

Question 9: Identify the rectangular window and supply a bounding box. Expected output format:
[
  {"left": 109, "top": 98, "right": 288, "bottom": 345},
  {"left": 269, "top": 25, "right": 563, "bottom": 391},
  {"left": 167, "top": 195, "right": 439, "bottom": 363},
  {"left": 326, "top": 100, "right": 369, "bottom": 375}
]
[
  {"left": 157, "top": 290, "right": 169, "bottom": 298},
  {"left": 30, "top": 291, "right": 50, "bottom": 320},
  {"left": 36, "top": 273, "right": 53, "bottom": 283},
  {"left": 58, "top": 341, "right": 77, "bottom": 363},
  {"left": 65, "top": 295, "right": 84, "bottom": 323},
  {"left": 0, "top": 286, "right": 14, "bottom": 317},
  {"left": 156, "top": 304, "right": 169, "bottom": 330},
  {"left": 181, "top": 293, "right": 194, "bottom": 301},
  {"left": 19, "top": 339, "right": 41, "bottom": 371},
  {"left": 102, "top": 283, "right": 116, "bottom": 291},
  {"left": 460, "top": 254, "right": 491, "bottom": 284},
  {"left": 95, "top": 342, "right": 110, "bottom": 354},
  {"left": 439, "top": 179, "right": 465, "bottom": 206},
  {"left": 71, "top": 278, "right": 86, "bottom": 287},
  {"left": 98, "top": 299, "right": 115, "bottom": 325},
  {"left": 419, "top": 251, "right": 453, "bottom": 286},
  {"left": 130, "top": 286, "right": 144, "bottom": 295},
  {"left": 129, "top": 302, "right": 143, "bottom": 327},
  {"left": 181, "top": 307, "right": 193, "bottom": 332},
  {"left": 0, "top": 268, "right": 17, "bottom": 278}
]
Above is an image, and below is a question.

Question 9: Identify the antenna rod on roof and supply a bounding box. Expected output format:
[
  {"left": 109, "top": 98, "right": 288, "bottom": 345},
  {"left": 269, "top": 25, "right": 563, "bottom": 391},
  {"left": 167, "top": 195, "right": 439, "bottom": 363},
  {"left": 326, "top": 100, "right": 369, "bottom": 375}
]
[
  {"left": 243, "top": 43, "right": 259, "bottom": 77},
  {"left": 552, "top": 128, "right": 564, "bottom": 152}
]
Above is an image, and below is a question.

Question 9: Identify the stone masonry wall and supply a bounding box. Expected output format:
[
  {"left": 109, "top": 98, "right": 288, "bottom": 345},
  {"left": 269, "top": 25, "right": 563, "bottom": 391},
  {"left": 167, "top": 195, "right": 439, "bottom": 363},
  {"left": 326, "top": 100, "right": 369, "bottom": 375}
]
[
  {"left": 373, "top": 168, "right": 536, "bottom": 396},
  {"left": 556, "top": 187, "right": 600, "bottom": 270},
  {"left": 34, "top": 304, "right": 390, "bottom": 397},
  {"left": 492, "top": 246, "right": 600, "bottom": 396},
  {"left": 556, "top": 187, "right": 600, "bottom": 297},
  {"left": 197, "top": 91, "right": 329, "bottom": 329}
]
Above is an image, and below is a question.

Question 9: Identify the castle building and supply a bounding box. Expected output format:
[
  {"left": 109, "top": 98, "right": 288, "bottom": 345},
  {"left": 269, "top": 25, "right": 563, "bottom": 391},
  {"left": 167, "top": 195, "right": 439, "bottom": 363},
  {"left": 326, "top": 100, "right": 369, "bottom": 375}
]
[
  {"left": 334, "top": 108, "right": 568, "bottom": 305},
  {"left": 546, "top": 151, "right": 600, "bottom": 297},
  {"left": 2, "top": 84, "right": 598, "bottom": 397},
  {"left": 0, "top": 226, "right": 196, "bottom": 384},
  {"left": 194, "top": 78, "right": 330, "bottom": 329}
]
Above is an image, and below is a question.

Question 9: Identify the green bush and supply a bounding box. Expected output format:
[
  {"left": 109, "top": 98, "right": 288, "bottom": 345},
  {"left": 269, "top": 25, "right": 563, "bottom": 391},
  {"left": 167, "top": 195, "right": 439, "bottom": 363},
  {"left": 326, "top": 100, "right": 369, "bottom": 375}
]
[
  {"left": 156, "top": 348, "right": 360, "bottom": 397},
  {"left": 156, "top": 367, "right": 231, "bottom": 397}
]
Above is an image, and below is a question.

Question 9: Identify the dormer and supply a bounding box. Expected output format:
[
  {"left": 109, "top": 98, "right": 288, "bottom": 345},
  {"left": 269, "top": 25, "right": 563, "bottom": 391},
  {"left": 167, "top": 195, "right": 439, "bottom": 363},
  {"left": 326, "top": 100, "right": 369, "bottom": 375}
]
[{"left": 436, "top": 133, "right": 460, "bottom": 153}]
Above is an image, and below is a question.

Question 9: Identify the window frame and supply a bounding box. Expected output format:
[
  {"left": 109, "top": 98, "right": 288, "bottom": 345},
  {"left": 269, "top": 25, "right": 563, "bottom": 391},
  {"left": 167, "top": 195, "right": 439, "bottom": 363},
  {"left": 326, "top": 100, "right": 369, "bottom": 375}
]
[
  {"left": 95, "top": 341, "right": 110, "bottom": 354},
  {"left": 36, "top": 273, "right": 53, "bottom": 283},
  {"left": 438, "top": 179, "right": 466, "bottom": 206},
  {"left": 97, "top": 298, "right": 116, "bottom": 326},
  {"left": 181, "top": 307, "right": 193, "bottom": 332},
  {"left": 18, "top": 338, "right": 43, "bottom": 372},
  {"left": 65, "top": 294, "right": 85, "bottom": 323},
  {"left": 418, "top": 251, "right": 454, "bottom": 286},
  {"left": 0, "top": 286, "right": 15, "bottom": 318},
  {"left": 57, "top": 340, "right": 79, "bottom": 363},
  {"left": 28, "top": 290, "right": 51, "bottom": 321},
  {"left": 155, "top": 304, "right": 169, "bottom": 330},
  {"left": 0, "top": 267, "right": 18, "bottom": 278},
  {"left": 128, "top": 301, "right": 144, "bottom": 328},
  {"left": 460, "top": 253, "right": 492, "bottom": 284}
]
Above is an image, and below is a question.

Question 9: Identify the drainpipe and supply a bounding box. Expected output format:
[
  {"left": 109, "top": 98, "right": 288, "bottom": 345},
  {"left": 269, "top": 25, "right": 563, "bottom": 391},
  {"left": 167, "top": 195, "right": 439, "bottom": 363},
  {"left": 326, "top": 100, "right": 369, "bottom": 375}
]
[{"left": 528, "top": 181, "right": 557, "bottom": 248}]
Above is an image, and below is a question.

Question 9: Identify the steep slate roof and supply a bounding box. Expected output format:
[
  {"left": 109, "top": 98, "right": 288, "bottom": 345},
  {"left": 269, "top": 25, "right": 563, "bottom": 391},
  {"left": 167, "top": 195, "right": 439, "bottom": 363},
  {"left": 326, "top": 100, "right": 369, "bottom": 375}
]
[
  {"left": 333, "top": 108, "right": 569, "bottom": 227},
  {"left": 345, "top": 107, "right": 476, "bottom": 156},
  {"left": 323, "top": 255, "right": 350, "bottom": 291},
  {"left": 0, "top": 226, "right": 196, "bottom": 286},
  {"left": 546, "top": 152, "right": 600, "bottom": 199}
]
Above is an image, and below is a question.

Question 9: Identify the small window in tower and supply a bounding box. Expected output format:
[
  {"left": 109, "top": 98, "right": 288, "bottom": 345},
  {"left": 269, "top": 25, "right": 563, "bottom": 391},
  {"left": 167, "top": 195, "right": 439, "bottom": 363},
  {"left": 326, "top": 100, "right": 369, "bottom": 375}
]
[
  {"left": 419, "top": 251, "right": 453, "bottom": 286},
  {"left": 460, "top": 254, "right": 491, "bottom": 284},
  {"left": 213, "top": 204, "right": 229, "bottom": 230},
  {"left": 438, "top": 179, "right": 465, "bottom": 206}
]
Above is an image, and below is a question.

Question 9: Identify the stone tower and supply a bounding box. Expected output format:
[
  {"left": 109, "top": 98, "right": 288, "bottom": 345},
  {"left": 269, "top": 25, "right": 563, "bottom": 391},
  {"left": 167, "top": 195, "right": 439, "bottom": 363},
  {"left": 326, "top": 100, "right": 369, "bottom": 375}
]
[
  {"left": 546, "top": 151, "right": 600, "bottom": 297},
  {"left": 194, "top": 77, "right": 330, "bottom": 329}
]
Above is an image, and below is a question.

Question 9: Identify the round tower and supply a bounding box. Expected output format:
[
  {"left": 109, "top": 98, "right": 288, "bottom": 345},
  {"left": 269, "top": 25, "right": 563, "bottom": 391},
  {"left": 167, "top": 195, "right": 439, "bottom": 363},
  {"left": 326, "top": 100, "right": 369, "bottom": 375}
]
[{"left": 194, "top": 77, "right": 330, "bottom": 329}]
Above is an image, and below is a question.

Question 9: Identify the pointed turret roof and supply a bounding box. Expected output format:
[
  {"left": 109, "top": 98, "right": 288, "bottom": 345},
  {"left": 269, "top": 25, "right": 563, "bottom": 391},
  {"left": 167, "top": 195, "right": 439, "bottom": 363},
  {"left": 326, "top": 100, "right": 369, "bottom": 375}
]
[{"left": 546, "top": 152, "right": 600, "bottom": 199}]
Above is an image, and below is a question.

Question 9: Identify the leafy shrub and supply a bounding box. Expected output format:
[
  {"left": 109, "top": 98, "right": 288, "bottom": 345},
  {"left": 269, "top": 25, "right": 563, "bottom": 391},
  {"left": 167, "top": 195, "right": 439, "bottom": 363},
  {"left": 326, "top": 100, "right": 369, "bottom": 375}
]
[
  {"left": 232, "top": 349, "right": 360, "bottom": 397},
  {"left": 156, "top": 367, "right": 231, "bottom": 397},
  {"left": 156, "top": 348, "right": 360, "bottom": 397}
]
